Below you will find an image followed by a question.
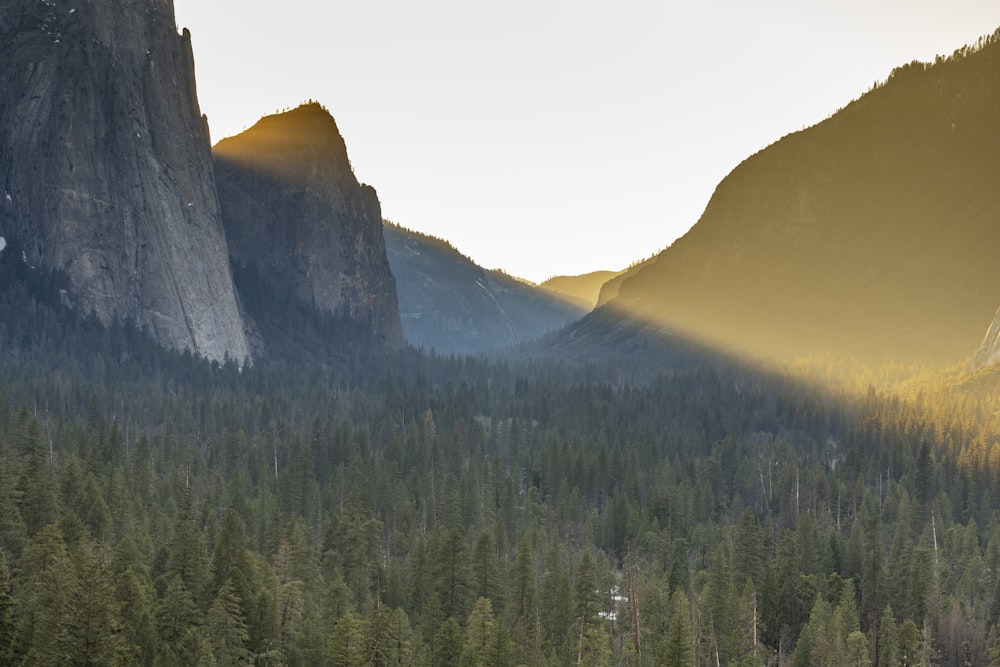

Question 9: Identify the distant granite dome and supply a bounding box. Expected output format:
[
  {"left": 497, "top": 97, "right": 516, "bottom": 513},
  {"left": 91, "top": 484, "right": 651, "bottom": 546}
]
[
  {"left": 0, "top": 0, "right": 250, "bottom": 363},
  {"left": 214, "top": 104, "right": 404, "bottom": 349}
]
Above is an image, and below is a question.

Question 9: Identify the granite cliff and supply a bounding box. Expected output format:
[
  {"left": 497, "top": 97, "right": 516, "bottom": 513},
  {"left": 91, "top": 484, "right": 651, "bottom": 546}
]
[
  {"left": 214, "top": 104, "right": 404, "bottom": 350},
  {"left": 0, "top": 0, "right": 250, "bottom": 363}
]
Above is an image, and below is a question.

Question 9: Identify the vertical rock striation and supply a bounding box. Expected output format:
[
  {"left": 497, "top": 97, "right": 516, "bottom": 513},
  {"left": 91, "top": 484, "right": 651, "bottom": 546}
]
[
  {"left": 972, "top": 307, "right": 1000, "bottom": 368},
  {"left": 214, "top": 103, "right": 404, "bottom": 349},
  {"left": 0, "top": 0, "right": 250, "bottom": 363}
]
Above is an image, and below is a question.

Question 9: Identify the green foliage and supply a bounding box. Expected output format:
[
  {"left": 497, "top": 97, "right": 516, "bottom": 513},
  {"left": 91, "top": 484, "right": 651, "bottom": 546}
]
[
  {"left": 660, "top": 590, "right": 692, "bottom": 667},
  {"left": 207, "top": 579, "right": 251, "bottom": 667}
]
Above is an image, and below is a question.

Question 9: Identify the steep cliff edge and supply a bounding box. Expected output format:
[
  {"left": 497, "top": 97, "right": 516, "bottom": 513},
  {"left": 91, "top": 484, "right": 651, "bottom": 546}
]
[
  {"left": 213, "top": 103, "right": 404, "bottom": 349},
  {"left": 0, "top": 0, "right": 250, "bottom": 363}
]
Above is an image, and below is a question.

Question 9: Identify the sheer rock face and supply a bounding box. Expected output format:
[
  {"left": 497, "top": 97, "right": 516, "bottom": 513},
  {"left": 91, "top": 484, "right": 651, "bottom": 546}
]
[
  {"left": 0, "top": 0, "right": 250, "bottom": 363},
  {"left": 214, "top": 104, "right": 404, "bottom": 349}
]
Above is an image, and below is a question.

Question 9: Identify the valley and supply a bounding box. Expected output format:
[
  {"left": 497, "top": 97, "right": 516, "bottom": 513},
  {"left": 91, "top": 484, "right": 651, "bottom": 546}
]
[{"left": 1, "top": 1, "right": 1000, "bottom": 665}]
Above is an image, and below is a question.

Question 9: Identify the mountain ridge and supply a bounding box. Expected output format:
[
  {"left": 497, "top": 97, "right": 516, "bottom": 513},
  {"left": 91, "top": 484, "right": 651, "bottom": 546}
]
[{"left": 587, "top": 30, "right": 1000, "bottom": 367}]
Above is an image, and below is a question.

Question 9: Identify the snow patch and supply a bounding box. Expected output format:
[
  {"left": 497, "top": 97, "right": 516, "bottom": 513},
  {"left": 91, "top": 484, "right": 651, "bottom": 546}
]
[
  {"left": 0, "top": 237, "right": 6, "bottom": 254},
  {"left": 4, "top": 192, "right": 11, "bottom": 203}
]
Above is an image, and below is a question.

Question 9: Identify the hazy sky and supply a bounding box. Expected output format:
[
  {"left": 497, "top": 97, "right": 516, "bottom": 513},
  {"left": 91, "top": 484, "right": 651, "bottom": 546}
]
[{"left": 173, "top": 1, "right": 1000, "bottom": 283}]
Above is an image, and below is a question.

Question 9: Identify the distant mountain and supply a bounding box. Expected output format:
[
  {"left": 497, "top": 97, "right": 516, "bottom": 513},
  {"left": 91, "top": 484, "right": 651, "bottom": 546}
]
[
  {"left": 575, "top": 31, "right": 1000, "bottom": 367},
  {"left": 594, "top": 257, "right": 656, "bottom": 308},
  {"left": 0, "top": 0, "right": 250, "bottom": 363},
  {"left": 383, "top": 222, "right": 587, "bottom": 354},
  {"left": 540, "top": 270, "right": 622, "bottom": 309},
  {"left": 214, "top": 103, "right": 404, "bottom": 351}
]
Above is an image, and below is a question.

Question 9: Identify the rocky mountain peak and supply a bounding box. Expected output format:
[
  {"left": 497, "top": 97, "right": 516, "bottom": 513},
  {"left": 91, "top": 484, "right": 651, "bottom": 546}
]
[{"left": 214, "top": 104, "right": 405, "bottom": 349}]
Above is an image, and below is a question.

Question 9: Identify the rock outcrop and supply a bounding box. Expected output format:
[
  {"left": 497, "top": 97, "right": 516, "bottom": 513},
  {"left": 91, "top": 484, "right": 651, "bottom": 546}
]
[
  {"left": 214, "top": 103, "right": 404, "bottom": 349},
  {"left": 0, "top": 0, "right": 250, "bottom": 363}
]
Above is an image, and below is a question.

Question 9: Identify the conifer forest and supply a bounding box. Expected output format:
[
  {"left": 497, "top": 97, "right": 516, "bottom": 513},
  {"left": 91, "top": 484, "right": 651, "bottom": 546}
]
[{"left": 3, "top": 248, "right": 1000, "bottom": 667}]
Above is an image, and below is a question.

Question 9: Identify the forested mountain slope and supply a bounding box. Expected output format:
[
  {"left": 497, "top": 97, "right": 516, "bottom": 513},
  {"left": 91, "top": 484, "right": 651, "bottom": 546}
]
[
  {"left": 590, "top": 31, "right": 1000, "bottom": 367},
  {"left": 384, "top": 222, "right": 586, "bottom": 354}
]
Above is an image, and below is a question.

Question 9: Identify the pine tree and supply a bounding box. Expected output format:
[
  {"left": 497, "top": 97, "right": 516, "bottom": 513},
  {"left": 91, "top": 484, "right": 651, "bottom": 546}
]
[
  {"left": 16, "top": 415, "right": 59, "bottom": 537},
  {"left": 65, "top": 541, "right": 125, "bottom": 665},
  {"left": 660, "top": 590, "right": 692, "bottom": 667},
  {"left": 0, "top": 551, "right": 15, "bottom": 665},
  {"left": 878, "top": 605, "right": 898, "bottom": 667},
  {"left": 115, "top": 567, "right": 157, "bottom": 667},
  {"left": 733, "top": 508, "right": 766, "bottom": 589},
  {"left": 327, "top": 610, "right": 368, "bottom": 667},
  {"left": 574, "top": 551, "right": 600, "bottom": 628},
  {"left": 167, "top": 492, "right": 209, "bottom": 608},
  {"left": 430, "top": 527, "right": 470, "bottom": 625},
  {"left": 463, "top": 597, "right": 495, "bottom": 665},
  {"left": 0, "top": 431, "right": 27, "bottom": 558},
  {"left": 432, "top": 617, "right": 463, "bottom": 667},
  {"left": 14, "top": 524, "right": 74, "bottom": 664},
  {"left": 273, "top": 538, "right": 305, "bottom": 656},
  {"left": 155, "top": 576, "right": 201, "bottom": 656},
  {"left": 510, "top": 536, "right": 537, "bottom": 663},
  {"left": 207, "top": 579, "right": 251, "bottom": 667},
  {"left": 471, "top": 529, "right": 502, "bottom": 609}
]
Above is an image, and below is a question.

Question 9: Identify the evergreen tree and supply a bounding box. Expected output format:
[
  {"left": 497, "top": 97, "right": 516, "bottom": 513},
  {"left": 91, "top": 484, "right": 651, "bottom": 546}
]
[
  {"left": 574, "top": 551, "right": 600, "bottom": 627},
  {"left": 328, "top": 609, "right": 367, "bottom": 667},
  {"left": 471, "top": 529, "right": 502, "bottom": 610},
  {"left": 510, "top": 536, "right": 537, "bottom": 662},
  {"left": 13, "top": 523, "right": 74, "bottom": 664},
  {"left": 167, "top": 493, "right": 209, "bottom": 608},
  {"left": 155, "top": 576, "right": 201, "bottom": 658},
  {"left": 0, "top": 551, "right": 16, "bottom": 665},
  {"left": 16, "top": 416, "right": 59, "bottom": 537},
  {"left": 207, "top": 579, "right": 251, "bottom": 667},
  {"left": 432, "top": 617, "right": 464, "bottom": 667},
  {"left": 878, "top": 605, "right": 898, "bottom": 667},
  {"left": 115, "top": 566, "right": 157, "bottom": 667},
  {"left": 65, "top": 541, "right": 125, "bottom": 666},
  {"left": 660, "top": 590, "right": 692, "bottom": 667},
  {"left": 733, "top": 508, "right": 766, "bottom": 589},
  {"left": 463, "top": 597, "right": 495, "bottom": 666},
  {"left": 430, "top": 527, "right": 471, "bottom": 624}
]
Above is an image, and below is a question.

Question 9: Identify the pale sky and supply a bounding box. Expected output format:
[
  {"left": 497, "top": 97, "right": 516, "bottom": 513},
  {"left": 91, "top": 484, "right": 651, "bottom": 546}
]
[{"left": 173, "top": 1, "right": 1000, "bottom": 284}]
